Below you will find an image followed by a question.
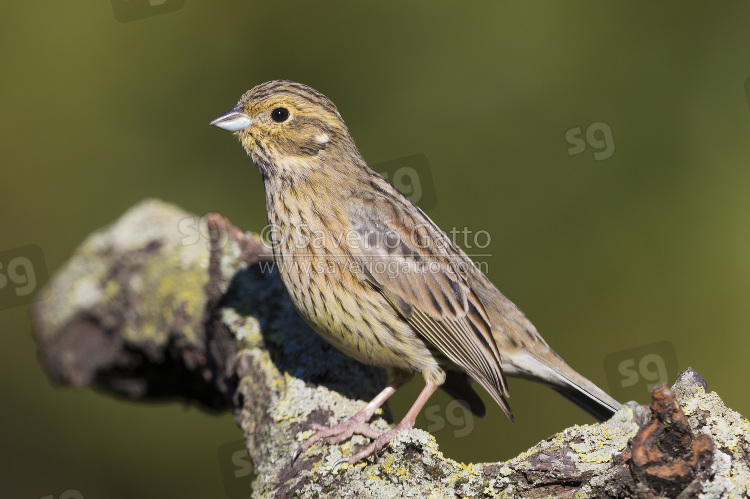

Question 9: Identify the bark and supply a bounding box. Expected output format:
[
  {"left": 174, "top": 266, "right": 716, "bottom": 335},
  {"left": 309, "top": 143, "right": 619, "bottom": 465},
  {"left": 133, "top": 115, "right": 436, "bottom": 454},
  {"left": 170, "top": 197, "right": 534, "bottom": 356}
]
[{"left": 32, "top": 200, "right": 750, "bottom": 498}]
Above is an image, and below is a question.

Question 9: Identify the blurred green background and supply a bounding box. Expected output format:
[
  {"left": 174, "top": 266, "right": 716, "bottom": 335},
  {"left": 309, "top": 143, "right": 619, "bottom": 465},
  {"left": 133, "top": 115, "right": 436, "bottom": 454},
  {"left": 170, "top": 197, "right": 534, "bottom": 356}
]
[{"left": 3, "top": 2, "right": 750, "bottom": 497}]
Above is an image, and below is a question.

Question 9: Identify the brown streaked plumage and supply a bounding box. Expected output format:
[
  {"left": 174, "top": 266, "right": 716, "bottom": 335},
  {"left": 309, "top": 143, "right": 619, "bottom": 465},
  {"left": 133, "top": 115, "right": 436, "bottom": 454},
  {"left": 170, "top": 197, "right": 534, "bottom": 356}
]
[{"left": 211, "top": 80, "right": 621, "bottom": 465}]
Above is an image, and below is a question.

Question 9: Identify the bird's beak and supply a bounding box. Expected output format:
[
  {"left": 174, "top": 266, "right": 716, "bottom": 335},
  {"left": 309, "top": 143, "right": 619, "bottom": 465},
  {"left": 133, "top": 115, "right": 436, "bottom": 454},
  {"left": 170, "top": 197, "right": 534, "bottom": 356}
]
[{"left": 210, "top": 105, "right": 253, "bottom": 131}]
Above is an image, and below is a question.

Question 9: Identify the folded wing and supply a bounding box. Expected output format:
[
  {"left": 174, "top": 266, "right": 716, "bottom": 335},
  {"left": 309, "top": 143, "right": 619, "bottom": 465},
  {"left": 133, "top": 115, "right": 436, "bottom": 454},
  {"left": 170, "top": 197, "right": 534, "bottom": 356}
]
[{"left": 346, "top": 190, "right": 514, "bottom": 421}]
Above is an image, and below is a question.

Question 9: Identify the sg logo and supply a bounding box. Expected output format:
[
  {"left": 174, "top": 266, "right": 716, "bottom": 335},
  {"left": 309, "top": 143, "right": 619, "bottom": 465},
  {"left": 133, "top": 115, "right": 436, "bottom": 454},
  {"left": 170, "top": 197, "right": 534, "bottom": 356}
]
[
  {"left": 216, "top": 439, "right": 253, "bottom": 499},
  {"left": 0, "top": 244, "right": 49, "bottom": 310},
  {"left": 423, "top": 399, "right": 475, "bottom": 438},
  {"left": 374, "top": 154, "right": 438, "bottom": 211},
  {"left": 604, "top": 341, "right": 678, "bottom": 404},
  {"left": 565, "top": 122, "right": 615, "bottom": 161},
  {"left": 177, "top": 215, "right": 230, "bottom": 250},
  {"left": 111, "top": 0, "right": 185, "bottom": 23}
]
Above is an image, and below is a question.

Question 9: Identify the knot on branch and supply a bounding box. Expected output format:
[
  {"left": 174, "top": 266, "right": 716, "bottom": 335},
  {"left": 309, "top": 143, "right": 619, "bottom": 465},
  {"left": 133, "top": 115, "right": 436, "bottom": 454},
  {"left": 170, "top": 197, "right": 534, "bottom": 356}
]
[{"left": 628, "top": 378, "right": 715, "bottom": 497}]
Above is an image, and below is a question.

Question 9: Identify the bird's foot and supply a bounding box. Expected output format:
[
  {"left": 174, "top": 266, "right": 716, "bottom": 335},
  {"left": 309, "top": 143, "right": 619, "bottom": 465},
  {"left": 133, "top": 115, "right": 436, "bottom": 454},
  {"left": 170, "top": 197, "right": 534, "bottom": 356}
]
[
  {"left": 331, "top": 383, "right": 438, "bottom": 467},
  {"left": 291, "top": 380, "right": 408, "bottom": 463},
  {"left": 311, "top": 418, "right": 384, "bottom": 444},
  {"left": 332, "top": 419, "right": 415, "bottom": 469},
  {"left": 292, "top": 409, "right": 383, "bottom": 462}
]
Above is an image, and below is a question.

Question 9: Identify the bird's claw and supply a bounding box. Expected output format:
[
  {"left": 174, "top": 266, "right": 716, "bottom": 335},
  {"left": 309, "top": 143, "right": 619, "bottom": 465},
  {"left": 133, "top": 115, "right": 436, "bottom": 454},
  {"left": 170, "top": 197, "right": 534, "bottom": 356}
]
[
  {"left": 291, "top": 445, "right": 304, "bottom": 463},
  {"left": 331, "top": 456, "right": 351, "bottom": 472}
]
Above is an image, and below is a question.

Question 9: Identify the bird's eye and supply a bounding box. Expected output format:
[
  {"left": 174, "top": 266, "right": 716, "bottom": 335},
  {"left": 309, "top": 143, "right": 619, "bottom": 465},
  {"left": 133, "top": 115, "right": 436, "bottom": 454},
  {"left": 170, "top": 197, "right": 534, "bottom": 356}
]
[{"left": 271, "top": 107, "right": 290, "bottom": 123}]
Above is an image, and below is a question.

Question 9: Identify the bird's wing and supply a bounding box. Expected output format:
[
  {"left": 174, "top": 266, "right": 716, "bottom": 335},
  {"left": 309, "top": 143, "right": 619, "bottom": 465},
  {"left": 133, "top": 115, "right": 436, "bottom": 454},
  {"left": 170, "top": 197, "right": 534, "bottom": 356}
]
[{"left": 346, "top": 190, "right": 513, "bottom": 421}]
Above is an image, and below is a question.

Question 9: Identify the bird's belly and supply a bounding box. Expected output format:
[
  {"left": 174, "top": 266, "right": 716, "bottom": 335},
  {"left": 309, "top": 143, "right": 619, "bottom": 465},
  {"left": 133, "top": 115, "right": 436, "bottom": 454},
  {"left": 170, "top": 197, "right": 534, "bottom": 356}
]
[{"left": 274, "top": 247, "right": 439, "bottom": 373}]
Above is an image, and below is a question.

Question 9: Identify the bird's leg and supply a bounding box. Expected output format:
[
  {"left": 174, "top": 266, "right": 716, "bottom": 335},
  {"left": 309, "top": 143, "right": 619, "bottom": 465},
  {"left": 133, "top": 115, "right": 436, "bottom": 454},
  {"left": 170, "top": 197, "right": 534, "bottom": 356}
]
[
  {"left": 335, "top": 382, "right": 439, "bottom": 466},
  {"left": 292, "top": 378, "right": 407, "bottom": 462}
]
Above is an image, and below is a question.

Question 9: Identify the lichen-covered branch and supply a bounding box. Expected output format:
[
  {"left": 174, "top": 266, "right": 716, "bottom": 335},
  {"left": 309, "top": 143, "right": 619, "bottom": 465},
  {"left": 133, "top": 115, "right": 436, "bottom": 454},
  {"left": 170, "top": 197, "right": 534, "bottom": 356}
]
[{"left": 32, "top": 200, "right": 750, "bottom": 498}]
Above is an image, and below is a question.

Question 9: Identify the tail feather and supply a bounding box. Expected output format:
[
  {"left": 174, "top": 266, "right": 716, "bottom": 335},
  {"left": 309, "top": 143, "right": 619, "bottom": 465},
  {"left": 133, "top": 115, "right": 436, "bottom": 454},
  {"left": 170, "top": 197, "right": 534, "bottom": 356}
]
[
  {"left": 503, "top": 351, "right": 621, "bottom": 422},
  {"left": 550, "top": 383, "right": 620, "bottom": 422},
  {"left": 471, "top": 270, "right": 620, "bottom": 421}
]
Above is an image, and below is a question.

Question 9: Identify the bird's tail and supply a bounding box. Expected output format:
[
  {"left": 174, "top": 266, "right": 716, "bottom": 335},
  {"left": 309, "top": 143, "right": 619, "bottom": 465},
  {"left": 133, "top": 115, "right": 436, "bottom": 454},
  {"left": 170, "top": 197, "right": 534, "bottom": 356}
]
[
  {"left": 549, "top": 381, "right": 620, "bottom": 422},
  {"left": 469, "top": 268, "right": 621, "bottom": 421},
  {"left": 503, "top": 351, "right": 621, "bottom": 422}
]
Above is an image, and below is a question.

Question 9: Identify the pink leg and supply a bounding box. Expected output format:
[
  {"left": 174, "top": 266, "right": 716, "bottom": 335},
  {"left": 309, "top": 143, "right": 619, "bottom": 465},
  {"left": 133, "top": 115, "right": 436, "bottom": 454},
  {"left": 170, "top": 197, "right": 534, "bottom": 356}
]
[
  {"left": 334, "top": 382, "right": 440, "bottom": 467},
  {"left": 292, "top": 378, "right": 407, "bottom": 462}
]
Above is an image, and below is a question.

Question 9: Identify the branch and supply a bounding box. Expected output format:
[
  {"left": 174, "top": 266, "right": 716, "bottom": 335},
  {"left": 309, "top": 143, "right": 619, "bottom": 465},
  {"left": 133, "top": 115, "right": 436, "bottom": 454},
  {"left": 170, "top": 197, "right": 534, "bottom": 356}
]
[{"left": 32, "top": 200, "right": 750, "bottom": 498}]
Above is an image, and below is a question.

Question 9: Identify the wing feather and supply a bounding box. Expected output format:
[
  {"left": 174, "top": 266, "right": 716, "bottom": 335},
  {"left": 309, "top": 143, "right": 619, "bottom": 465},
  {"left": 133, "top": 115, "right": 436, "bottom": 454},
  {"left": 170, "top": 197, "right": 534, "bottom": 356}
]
[{"left": 346, "top": 190, "right": 513, "bottom": 420}]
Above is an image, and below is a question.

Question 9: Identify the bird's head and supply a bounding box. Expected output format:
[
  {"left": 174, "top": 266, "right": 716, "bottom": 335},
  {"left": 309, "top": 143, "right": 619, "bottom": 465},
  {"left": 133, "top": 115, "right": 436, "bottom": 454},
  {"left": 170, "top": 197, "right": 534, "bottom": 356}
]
[{"left": 211, "top": 80, "right": 360, "bottom": 179}]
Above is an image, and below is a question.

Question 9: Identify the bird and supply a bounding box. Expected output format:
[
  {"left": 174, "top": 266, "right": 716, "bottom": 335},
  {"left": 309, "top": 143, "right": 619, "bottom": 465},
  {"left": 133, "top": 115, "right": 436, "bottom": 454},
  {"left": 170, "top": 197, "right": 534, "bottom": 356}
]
[{"left": 210, "top": 80, "right": 621, "bottom": 465}]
